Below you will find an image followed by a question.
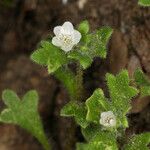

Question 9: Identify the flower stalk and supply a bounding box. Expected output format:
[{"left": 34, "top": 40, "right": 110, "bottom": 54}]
[{"left": 75, "top": 62, "right": 84, "bottom": 101}]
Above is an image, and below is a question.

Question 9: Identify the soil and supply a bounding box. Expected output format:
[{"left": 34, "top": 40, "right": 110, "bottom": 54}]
[{"left": 0, "top": 0, "right": 150, "bottom": 150}]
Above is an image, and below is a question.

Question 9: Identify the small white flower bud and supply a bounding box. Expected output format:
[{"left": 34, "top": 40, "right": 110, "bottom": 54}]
[
  {"left": 99, "top": 111, "right": 116, "bottom": 127},
  {"left": 52, "top": 21, "right": 82, "bottom": 52}
]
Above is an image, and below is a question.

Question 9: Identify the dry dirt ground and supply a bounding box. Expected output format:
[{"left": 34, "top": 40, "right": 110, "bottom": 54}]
[{"left": 0, "top": 0, "right": 150, "bottom": 150}]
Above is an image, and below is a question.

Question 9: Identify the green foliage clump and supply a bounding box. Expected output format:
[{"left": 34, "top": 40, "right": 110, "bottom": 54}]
[{"left": 31, "top": 21, "right": 113, "bottom": 72}]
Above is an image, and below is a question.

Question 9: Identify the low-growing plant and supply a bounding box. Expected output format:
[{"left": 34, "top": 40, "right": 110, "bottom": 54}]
[{"left": 0, "top": 2, "right": 150, "bottom": 150}]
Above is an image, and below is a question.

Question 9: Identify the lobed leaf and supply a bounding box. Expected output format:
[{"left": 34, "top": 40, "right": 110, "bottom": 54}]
[
  {"left": 31, "top": 41, "right": 68, "bottom": 73},
  {"left": 68, "top": 50, "right": 92, "bottom": 69},
  {"left": 77, "top": 132, "right": 118, "bottom": 150},
  {"left": 0, "top": 90, "right": 51, "bottom": 150},
  {"left": 86, "top": 88, "right": 110, "bottom": 124},
  {"left": 134, "top": 69, "right": 150, "bottom": 97},
  {"left": 106, "top": 70, "right": 139, "bottom": 115},
  {"left": 94, "top": 27, "right": 113, "bottom": 58},
  {"left": 61, "top": 101, "right": 89, "bottom": 128},
  {"left": 68, "top": 26, "right": 113, "bottom": 69},
  {"left": 84, "top": 70, "right": 138, "bottom": 128},
  {"left": 81, "top": 124, "right": 101, "bottom": 141},
  {"left": 105, "top": 70, "right": 139, "bottom": 128}
]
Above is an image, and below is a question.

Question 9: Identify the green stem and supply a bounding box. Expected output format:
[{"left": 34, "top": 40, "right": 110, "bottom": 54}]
[
  {"left": 54, "top": 67, "right": 77, "bottom": 101},
  {"left": 36, "top": 131, "right": 51, "bottom": 150},
  {"left": 54, "top": 63, "right": 84, "bottom": 102},
  {"left": 75, "top": 62, "right": 84, "bottom": 101}
]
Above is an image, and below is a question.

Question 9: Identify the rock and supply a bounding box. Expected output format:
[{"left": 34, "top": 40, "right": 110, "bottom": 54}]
[{"left": 109, "top": 30, "right": 128, "bottom": 74}]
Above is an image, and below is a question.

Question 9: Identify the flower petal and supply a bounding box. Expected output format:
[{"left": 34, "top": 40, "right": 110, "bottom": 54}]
[
  {"left": 52, "top": 37, "right": 61, "bottom": 47},
  {"left": 100, "top": 112, "right": 107, "bottom": 118},
  {"left": 62, "top": 21, "right": 74, "bottom": 33},
  {"left": 99, "top": 118, "right": 103, "bottom": 125},
  {"left": 53, "top": 26, "right": 62, "bottom": 36},
  {"left": 73, "top": 30, "right": 82, "bottom": 44}
]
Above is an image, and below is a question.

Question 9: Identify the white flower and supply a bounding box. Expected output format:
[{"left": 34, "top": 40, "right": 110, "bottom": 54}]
[
  {"left": 99, "top": 111, "right": 116, "bottom": 127},
  {"left": 52, "top": 21, "right": 82, "bottom": 52}
]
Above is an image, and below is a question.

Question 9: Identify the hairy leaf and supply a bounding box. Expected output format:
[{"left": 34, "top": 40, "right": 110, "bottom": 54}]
[
  {"left": 77, "top": 132, "right": 118, "bottom": 150},
  {"left": 81, "top": 124, "right": 101, "bottom": 141},
  {"left": 31, "top": 41, "right": 68, "bottom": 73},
  {"left": 94, "top": 27, "right": 113, "bottom": 58},
  {"left": 0, "top": 90, "right": 51, "bottom": 150},
  {"left": 106, "top": 70, "right": 139, "bottom": 128},
  {"left": 86, "top": 88, "right": 110, "bottom": 123},
  {"left": 68, "top": 50, "right": 92, "bottom": 69},
  {"left": 134, "top": 69, "right": 150, "bottom": 97},
  {"left": 106, "top": 70, "right": 138, "bottom": 114},
  {"left": 61, "top": 101, "right": 89, "bottom": 128},
  {"left": 124, "top": 133, "right": 150, "bottom": 150},
  {"left": 68, "top": 27, "right": 113, "bottom": 69}
]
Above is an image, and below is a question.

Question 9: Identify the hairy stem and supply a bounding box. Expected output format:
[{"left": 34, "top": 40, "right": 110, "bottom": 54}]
[
  {"left": 75, "top": 62, "right": 84, "bottom": 101},
  {"left": 54, "top": 66, "right": 77, "bottom": 101}
]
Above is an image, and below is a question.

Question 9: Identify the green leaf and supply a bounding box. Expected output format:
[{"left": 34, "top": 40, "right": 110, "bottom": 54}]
[
  {"left": 106, "top": 70, "right": 138, "bottom": 114},
  {"left": 0, "top": 90, "right": 51, "bottom": 150},
  {"left": 134, "top": 69, "right": 150, "bottom": 86},
  {"left": 84, "top": 70, "right": 137, "bottom": 128},
  {"left": 78, "top": 20, "right": 90, "bottom": 35},
  {"left": 124, "top": 133, "right": 150, "bottom": 150},
  {"left": 81, "top": 124, "right": 101, "bottom": 141},
  {"left": 77, "top": 132, "right": 118, "bottom": 150},
  {"left": 60, "top": 101, "right": 77, "bottom": 117},
  {"left": 31, "top": 41, "right": 68, "bottom": 73},
  {"left": 140, "top": 86, "right": 150, "bottom": 96},
  {"left": 68, "top": 27, "right": 113, "bottom": 69},
  {"left": 86, "top": 88, "right": 110, "bottom": 124},
  {"left": 106, "top": 70, "right": 138, "bottom": 128},
  {"left": 94, "top": 27, "right": 113, "bottom": 58},
  {"left": 61, "top": 101, "right": 89, "bottom": 128},
  {"left": 138, "top": 0, "right": 150, "bottom": 6},
  {"left": 68, "top": 50, "right": 92, "bottom": 69},
  {"left": 134, "top": 69, "right": 150, "bottom": 97}
]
